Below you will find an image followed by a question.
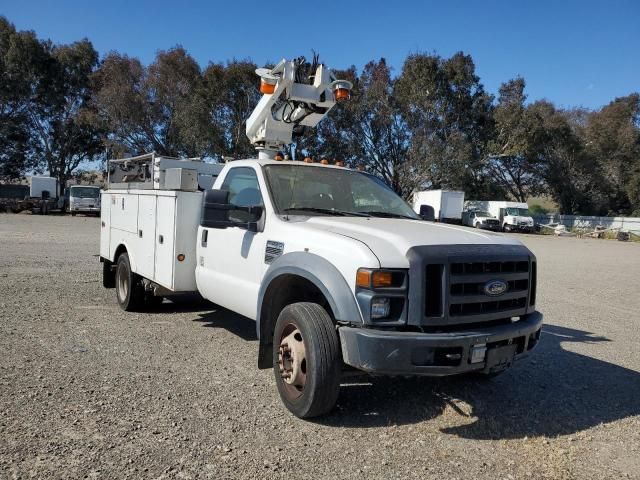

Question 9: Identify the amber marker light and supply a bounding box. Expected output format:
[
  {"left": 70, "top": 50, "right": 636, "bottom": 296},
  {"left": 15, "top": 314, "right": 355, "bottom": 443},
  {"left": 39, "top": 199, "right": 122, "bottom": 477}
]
[
  {"left": 356, "top": 269, "right": 372, "bottom": 288},
  {"left": 372, "top": 271, "right": 393, "bottom": 288},
  {"left": 320, "top": 159, "right": 329, "bottom": 165},
  {"left": 177, "top": 254, "right": 185, "bottom": 262},
  {"left": 331, "top": 79, "right": 353, "bottom": 102}
]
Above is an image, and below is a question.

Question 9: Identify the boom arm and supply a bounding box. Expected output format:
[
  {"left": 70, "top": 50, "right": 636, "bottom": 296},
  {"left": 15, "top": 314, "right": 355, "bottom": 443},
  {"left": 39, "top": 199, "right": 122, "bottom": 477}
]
[{"left": 245, "top": 57, "right": 352, "bottom": 159}]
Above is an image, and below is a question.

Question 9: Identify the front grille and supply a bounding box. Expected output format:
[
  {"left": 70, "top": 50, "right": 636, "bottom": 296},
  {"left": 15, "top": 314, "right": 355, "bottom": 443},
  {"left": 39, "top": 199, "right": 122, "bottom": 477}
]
[
  {"left": 484, "top": 219, "right": 499, "bottom": 225},
  {"left": 407, "top": 244, "right": 536, "bottom": 328}
]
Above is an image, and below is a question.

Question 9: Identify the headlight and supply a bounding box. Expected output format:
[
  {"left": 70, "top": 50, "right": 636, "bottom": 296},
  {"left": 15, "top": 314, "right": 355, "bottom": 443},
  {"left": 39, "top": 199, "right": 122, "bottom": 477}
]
[{"left": 371, "top": 298, "right": 391, "bottom": 319}]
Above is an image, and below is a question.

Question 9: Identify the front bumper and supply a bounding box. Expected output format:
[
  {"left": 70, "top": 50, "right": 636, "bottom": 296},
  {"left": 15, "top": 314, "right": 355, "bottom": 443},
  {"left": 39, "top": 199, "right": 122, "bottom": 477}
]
[
  {"left": 478, "top": 223, "right": 501, "bottom": 231},
  {"left": 71, "top": 206, "right": 100, "bottom": 213},
  {"left": 339, "top": 311, "right": 543, "bottom": 376}
]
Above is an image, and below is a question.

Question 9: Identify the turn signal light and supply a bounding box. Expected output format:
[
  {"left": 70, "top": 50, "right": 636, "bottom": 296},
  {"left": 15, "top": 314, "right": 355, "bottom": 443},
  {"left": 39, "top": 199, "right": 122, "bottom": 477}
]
[
  {"left": 372, "top": 271, "right": 393, "bottom": 288},
  {"left": 356, "top": 269, "right": 395, "bottom": 289}
]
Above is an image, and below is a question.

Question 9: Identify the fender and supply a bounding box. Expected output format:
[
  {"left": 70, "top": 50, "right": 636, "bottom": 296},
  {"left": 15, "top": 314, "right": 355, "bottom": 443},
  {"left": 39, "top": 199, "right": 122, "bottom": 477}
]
[
  {"left": 256, "top": 252, "right": 363, "bottom": 368},
  {"left": 111, "top": 240, "right": 137, "bottom": 273},
  {"left": 257, "top": 252, "right": 363, "bottom": 334}
]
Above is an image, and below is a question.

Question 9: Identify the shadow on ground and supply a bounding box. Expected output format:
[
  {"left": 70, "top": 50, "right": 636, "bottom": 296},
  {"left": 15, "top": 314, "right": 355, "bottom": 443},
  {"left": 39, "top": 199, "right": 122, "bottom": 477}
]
[
  {"left": 316, "top": 324, "right": 640, "bottom": 438},
  {"left": 157, "top": 301, "right": 639, "bottom": 439}
]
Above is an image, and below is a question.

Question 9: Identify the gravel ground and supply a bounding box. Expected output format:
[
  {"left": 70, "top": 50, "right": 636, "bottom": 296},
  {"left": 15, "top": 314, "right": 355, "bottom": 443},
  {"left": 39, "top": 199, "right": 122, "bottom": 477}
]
[{"left": 1, "top": 213, "right": 639, "bottom": 480}]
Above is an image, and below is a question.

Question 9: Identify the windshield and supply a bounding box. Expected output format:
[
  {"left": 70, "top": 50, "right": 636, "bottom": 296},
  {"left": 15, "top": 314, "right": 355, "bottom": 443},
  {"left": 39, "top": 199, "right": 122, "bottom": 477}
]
[
  {"left": 263, "top": 165, "right": 418, "bottom": 219},
  {"left": 506, "top": 207, "right": 530, "bottom": 216},
  {"left": 70, "top": 187, "right": 100, "bottom": 199}
]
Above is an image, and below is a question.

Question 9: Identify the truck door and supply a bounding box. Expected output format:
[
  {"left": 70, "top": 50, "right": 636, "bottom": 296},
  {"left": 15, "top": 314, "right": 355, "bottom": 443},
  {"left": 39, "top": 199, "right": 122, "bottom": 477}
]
[{"left": 196, "top": 166, "right": 266, "bottom": 320}]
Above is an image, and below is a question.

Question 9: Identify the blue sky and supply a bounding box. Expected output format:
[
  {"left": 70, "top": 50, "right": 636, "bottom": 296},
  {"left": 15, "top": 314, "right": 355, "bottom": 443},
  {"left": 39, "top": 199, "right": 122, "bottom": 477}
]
[{"left": 2, "top": 0, "right": 639, "bottom": 109}]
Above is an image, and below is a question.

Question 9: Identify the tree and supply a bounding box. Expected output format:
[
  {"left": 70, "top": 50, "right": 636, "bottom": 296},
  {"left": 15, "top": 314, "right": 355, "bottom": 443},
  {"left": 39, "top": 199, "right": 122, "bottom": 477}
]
[
  {"left": 584, "top": 94, "right": 640, "bottom": 214},
  {"left": 395, "top": 52, "right": 494, "bottom": 197},
  {"left": 0, "top": 17, "right": 45, "bottom": 180},
  {"left": 24, "top": 39, "right": 103, "bottom": 194},
  {"left": 485, "top": 78, "right": 546, "bottom": 202},
  {"left": 91, "top": 47, "right": 211, "bottom": 158}
]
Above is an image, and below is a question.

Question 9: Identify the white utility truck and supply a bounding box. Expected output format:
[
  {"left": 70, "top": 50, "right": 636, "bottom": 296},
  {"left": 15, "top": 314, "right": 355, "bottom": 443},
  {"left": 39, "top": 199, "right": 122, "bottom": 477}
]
[
  {"left": 462, "top": 209, "right": 501, "bottom": 231},
  {"left": 467, "top": 200, "right": 534, "bottom": 232},
  {"left": 68, "top": 185, "right": 101, "bottom": 216},
  {"left": 100, "top": 57, "right": 543, "bottom": 418},
  {"left": 413, "top": 190, "right": 465, "bottom": 223}
]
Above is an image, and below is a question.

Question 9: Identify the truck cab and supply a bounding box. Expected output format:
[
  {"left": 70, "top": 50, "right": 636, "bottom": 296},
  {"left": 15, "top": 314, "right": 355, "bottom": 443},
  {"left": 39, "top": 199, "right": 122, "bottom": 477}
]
[
  {"left": 68, "top": 185, "right": 101, "bottom": 216},
  {"left": 463, "top": 210, "right": 501, "bottom": 231}
]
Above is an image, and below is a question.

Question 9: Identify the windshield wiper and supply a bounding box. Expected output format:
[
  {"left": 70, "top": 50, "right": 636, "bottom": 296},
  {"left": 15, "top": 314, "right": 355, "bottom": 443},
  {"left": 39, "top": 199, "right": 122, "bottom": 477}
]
[
  {"left": 283, "top": 207, "right": 370, "bottom": 217},
  {"left": 359, "top": 211, "right": 418, "bottom": 220}
]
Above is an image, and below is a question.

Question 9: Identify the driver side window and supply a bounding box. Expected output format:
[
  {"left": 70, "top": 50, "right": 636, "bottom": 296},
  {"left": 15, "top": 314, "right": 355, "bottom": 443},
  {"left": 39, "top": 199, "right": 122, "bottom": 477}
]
[{"left": 221, "top": 167, "right": 264, "bottom": 223}]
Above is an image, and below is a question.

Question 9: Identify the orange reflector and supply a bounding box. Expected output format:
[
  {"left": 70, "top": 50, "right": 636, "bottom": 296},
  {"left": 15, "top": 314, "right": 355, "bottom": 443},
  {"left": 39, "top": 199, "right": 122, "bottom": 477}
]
[
  {"left": 304, "top": 157, "right": 313, "bottom": 163},
  {"left": 356, "top": 269, "right": 372, "bottom": 288},
  {"left": 372, "top": 271, "right": 393, "bottom": 288},
  {"left": 320, "top": 159, "right": 329, "bottom": 165},
  {"left": 274, "top": 154, "right": 284, "bottom": 161},
  {"left": 335, "top": 160, "right": 345, "bottom": 167},
  {"left": 260, "top": 79, "right": 276, "bottom": 94},
  {"left": 334, "top": 87, "right": 350, "bottom": 102},
  {"left": 177, "top": 254, "right": 185, "bottom": 262}
]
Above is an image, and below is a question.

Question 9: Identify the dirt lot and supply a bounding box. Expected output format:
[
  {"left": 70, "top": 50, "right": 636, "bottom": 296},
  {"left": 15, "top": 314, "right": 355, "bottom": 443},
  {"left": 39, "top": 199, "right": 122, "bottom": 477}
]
[{"left": 1, "top": 214, "right": 639, "bottom": 479}]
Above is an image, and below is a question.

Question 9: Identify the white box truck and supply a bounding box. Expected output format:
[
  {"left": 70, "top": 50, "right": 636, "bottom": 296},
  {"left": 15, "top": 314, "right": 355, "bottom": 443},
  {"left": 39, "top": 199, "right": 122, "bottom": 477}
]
[
  {"left": 68, "top": 185, "right": 101, "bottom": 216},
  {"left": 467, "top": 201, "right": 534, "bottom": 232},
  {"left": 99, "top": 57, "right": 543, "bottom": 418},
  {"left": 413, "top": 190, "right": 465, "bottom": 223}
]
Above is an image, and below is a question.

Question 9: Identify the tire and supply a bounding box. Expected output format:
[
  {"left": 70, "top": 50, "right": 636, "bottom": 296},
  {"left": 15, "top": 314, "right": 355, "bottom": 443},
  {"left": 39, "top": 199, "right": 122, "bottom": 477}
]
[
  {"left": 115, "top": 252, "right": 144, "bottom": 311},
  {"left": 71, "top": 212, "right": 76, "bottom": 217},
  {"left": 273, "top": 302, "right": 341, "bottom": 418}
]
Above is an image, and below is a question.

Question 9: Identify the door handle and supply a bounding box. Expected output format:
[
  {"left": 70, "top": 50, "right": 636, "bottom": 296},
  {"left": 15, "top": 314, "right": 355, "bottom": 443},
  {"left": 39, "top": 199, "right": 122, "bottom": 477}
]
[{"left": 201, "top": 229, "right": 208, "bottom": 247}]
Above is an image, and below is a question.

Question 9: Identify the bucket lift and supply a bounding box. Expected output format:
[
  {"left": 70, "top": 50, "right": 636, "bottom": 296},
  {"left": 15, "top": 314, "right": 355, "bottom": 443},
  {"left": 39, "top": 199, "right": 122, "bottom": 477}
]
[{"left": 245, "top": 55, "right": 352, "bottom": 159}]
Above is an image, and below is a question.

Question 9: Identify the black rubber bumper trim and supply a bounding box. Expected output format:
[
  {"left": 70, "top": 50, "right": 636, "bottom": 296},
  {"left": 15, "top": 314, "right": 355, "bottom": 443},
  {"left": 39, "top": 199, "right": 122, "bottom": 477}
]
[{"left": 339, "top": 311, "right": 543, "bottom": 376}]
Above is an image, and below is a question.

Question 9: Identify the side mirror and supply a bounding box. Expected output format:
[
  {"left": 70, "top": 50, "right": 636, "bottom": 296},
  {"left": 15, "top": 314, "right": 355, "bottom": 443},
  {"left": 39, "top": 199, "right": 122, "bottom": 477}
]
[
  {"left": 201, "top": 189, "right": 231, "bottom": 229},
  {"left": 419, "top": 204, "right": 435, "bottom": 222},
  {"left": 200, "top": 189, "right": 263, "bottom": 231}
]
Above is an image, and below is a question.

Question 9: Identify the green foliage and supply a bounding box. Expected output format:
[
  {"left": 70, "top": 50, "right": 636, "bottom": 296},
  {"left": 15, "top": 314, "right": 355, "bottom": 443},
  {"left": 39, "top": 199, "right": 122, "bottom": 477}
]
[{"left": 528, "top": 204, "right": 549, "bottom": 215}]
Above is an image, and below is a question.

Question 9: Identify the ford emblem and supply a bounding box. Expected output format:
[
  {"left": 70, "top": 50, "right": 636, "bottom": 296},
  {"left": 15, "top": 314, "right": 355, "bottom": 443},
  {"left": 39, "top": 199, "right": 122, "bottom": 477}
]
[{"left": 484, "top": 279, "right": 508, "bottom": 296}]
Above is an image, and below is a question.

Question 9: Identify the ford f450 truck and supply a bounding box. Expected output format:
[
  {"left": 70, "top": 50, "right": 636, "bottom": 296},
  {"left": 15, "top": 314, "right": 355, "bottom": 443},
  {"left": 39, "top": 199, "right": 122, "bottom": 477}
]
[{"left": 99, "top": 57, "right": 542, "bottom": 418}]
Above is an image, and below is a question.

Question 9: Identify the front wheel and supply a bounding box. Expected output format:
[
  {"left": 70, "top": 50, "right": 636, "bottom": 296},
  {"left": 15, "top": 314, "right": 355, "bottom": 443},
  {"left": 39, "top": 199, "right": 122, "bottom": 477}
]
[{"left": 273, "top": 302, "right": 341, "bottom": 418}]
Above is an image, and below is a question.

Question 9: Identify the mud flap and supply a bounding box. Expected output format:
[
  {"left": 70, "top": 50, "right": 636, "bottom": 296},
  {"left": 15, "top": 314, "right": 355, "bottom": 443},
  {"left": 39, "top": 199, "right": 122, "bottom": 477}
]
[{"left": 483, "top": 344, "right": 517, "bottom": 374}]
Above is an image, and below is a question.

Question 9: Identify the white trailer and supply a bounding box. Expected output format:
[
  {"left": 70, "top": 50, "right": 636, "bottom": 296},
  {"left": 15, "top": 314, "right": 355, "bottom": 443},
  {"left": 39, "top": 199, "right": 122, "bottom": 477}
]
[
  {"left": 30, "top": 176, "right": 59, "bottom": 199},
  {"left": 466, "top": 200, "right": 534, "bottom": 232},
  {"left": 412, "top": 190, "right": 465, "bottom": 223}
]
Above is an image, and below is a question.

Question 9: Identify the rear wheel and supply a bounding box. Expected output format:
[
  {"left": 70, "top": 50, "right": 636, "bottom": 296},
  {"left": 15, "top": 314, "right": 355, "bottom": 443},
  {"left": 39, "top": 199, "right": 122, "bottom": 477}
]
[
  {"left": 115, "top": 252, "right": 144, "bottom": 311},
  {"left": 273, "top": 302, "right": 341, "bottom": 418}
]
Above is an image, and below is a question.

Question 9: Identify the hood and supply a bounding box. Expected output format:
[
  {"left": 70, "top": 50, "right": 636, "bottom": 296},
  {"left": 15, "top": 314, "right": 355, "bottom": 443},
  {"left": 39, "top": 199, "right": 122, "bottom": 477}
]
[{"left": 302, "top": 217, "right": 523, "bottom": 268}]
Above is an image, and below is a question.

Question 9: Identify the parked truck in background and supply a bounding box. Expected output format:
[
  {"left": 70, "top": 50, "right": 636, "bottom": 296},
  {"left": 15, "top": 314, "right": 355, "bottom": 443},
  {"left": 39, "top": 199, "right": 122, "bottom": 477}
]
[
  {"left": 99, "top": 57, "right": 543, "bottom": 418},
  {"left": 466, "top": 200, "right": 534, "bottom": 232},
  {"left": 462, "top": 209, "right": 501, "bottom": 231},
  {"left": 2, "top": 176, "right": 65, "bottom": 214},
  {"left": 68, "top": 185, "right": 101, "bottom": 216},
  {"left": 412, "top": 190, "right": 465, "bottom": 223}
]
